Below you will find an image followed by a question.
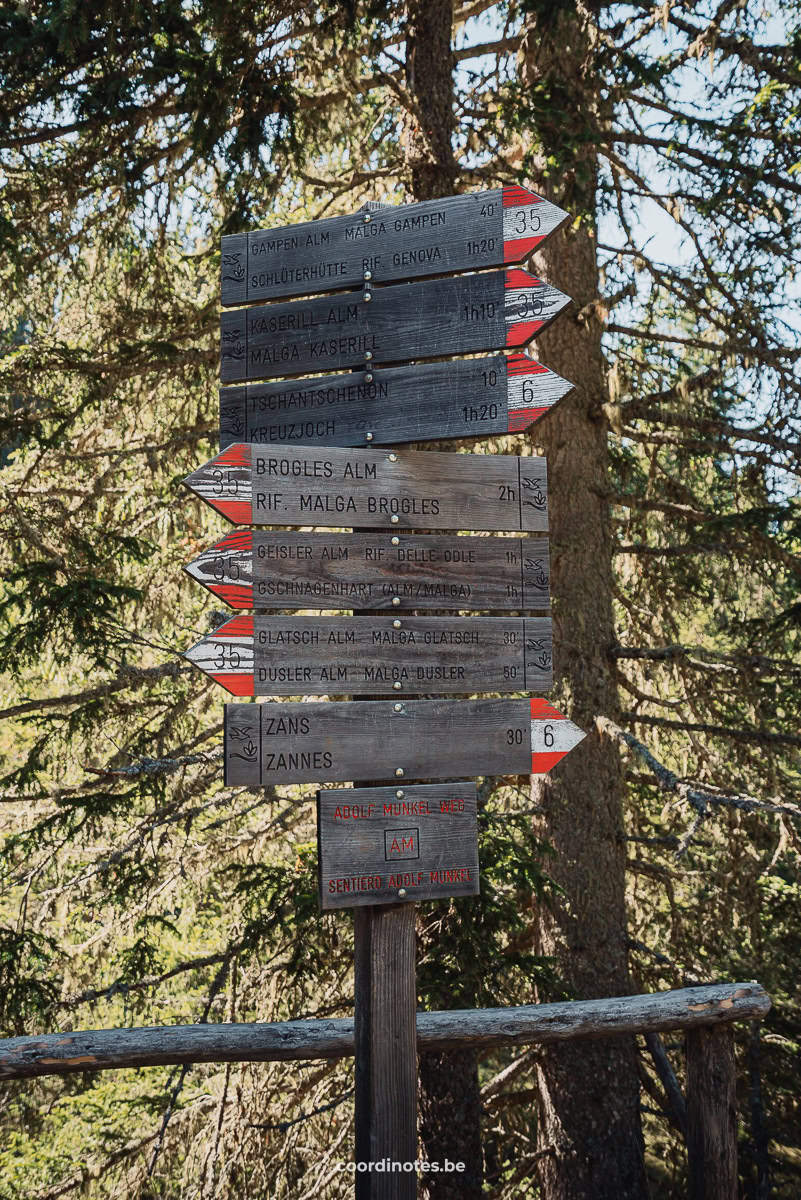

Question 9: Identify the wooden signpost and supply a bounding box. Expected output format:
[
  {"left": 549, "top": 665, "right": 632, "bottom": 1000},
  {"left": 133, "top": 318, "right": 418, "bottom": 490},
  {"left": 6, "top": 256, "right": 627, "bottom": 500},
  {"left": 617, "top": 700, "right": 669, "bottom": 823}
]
[
  {"left": 183, "top": 442, "right": 548, "bottom": 533},
  {"left": 183, "top": 192, "right": 582, "bottom": 1197},
  {"left": 219, "top": 353, "right": 573, "bottom": 449},
  {"left": 185, "top": 530, "right": 550, "bottom": 611},
  {"left": 185, "top": 614, "right": 552, "bottom": 697},
  {"left": 220, "top": 268, "right": 571, "bottom": 383},
  {"left": 224, "top": 698, "right": 586, "bottom": 786},
  {"left": 318, "top": 783, "right": 480, "bottom": 910},
  {"left": 221, "top": 186, "right": 569, "bottom": 305}
]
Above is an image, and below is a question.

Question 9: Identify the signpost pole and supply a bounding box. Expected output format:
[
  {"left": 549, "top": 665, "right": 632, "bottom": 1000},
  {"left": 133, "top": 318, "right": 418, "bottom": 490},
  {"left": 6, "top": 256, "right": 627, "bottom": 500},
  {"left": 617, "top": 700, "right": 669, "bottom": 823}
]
[
  {"left": 354, "top": 902, "right": 418, "bottom": 1197},
  {"left": 352, "top": 207, "right": 418, "bottom": 1196}
]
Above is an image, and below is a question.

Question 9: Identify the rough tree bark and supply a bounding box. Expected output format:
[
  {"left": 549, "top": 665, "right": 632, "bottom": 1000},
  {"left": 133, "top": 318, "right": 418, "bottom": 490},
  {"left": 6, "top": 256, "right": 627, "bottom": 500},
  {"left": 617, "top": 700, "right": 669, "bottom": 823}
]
[
  {"left": 522, "top": 6, "right": 648, "bottom": 1198},
  {"left": 404, "top": 0, "right": 457, "bottom": 201},
  {"left": 404, "top": 1, "right": 483, "bottom": 1195}
]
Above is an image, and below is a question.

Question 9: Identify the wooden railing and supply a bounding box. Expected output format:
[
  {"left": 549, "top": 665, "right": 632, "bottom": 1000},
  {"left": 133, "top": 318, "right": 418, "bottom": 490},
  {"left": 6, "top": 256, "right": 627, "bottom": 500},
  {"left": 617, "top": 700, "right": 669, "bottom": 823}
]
[{"left": 0, "top": 982, "right": 769, "bottom": 1199}]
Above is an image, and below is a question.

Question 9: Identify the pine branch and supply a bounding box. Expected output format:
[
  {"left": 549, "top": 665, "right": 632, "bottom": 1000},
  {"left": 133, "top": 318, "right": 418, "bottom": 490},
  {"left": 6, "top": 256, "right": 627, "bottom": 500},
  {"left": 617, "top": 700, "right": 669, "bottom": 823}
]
[
  {"left": 248, "top": 1086, "right": 354, "bottom": 1132},
  {"left": 83, "top": 746, "right": 223, "bottom": 779},
  {"left": 619, "top": 712, "right": 801, "bottom": 751},
  {"left": 599, "top": 717, "right": 801, "bottom": 857},
  {"left": 621, "top": 408, "right": 801, "bottom": 459},
  {"left": 0, "top": 662, "right": 190, "bottom": 721},
  {"left": 616, "top": 541, "right": 728, "bottom": 557},
  {"left": 604, "top": 133, "right": 801, "bottom": 200},
  {"left": 610, "top": 644, "right": 800, "bottom": 677}
]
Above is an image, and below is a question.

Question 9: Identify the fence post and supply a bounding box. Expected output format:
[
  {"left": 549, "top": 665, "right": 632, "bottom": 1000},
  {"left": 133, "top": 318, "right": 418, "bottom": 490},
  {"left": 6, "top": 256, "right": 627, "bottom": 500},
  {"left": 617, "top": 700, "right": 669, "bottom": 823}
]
[{"left": 686, "top": 1025, "right": 738, "bottom": 1200}]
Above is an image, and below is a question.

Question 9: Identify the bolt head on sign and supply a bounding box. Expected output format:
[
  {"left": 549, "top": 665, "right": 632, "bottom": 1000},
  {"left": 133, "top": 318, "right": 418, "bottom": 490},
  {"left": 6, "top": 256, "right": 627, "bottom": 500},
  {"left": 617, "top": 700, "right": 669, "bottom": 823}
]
[
  {"left": 220, "top": 186, "right": 570, "bottom": 306},
  {"left": 317, "top": 782, "right": 480, "bottom": 910}
]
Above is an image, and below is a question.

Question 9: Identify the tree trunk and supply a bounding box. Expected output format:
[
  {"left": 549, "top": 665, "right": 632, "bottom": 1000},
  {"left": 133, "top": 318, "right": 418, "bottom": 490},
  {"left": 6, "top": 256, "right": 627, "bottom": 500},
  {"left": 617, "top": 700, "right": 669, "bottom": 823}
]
[
  {"left": 521, "top": 6, "right": 648, "bottom": 1198},
  {"left": 404, "top": 2, "right": 483, "bottom": 1195},
  {"left": 418, "top": 1050, "right": 483, "bottom": 1195},
  {"left": 404, "top": 0, "right": 456, "bottom": 201}
]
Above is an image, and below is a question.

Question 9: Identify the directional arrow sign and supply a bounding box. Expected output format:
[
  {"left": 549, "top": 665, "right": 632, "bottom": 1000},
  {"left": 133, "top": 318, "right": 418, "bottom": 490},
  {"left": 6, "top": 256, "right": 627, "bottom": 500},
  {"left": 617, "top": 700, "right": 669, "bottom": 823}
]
[
  {"left": 183, "top": 443, "right": 548, "bottom": 533},
  {"left": 224, "top": 697, "right": 585, "bottom": 786},
  {"left": 185, "top": 531, "right": 550, "bottom": 611},
  {"left": 220, "top": 269, "right": 571, "bottom": 384},
  {"left": 219, "top": 353, "right": 573, "bottom": 450},
  {"left": 184, "top": 615, "right": 552, "bottom": 697},
  {"left": 221, "top": 187, "right": 569, "bottom": 306}
]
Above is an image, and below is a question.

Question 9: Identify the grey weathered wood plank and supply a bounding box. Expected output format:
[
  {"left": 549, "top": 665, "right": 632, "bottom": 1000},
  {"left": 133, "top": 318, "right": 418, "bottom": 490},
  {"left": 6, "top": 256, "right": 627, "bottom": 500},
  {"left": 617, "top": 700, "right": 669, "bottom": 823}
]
[
  {"left": 220, "top": 269, "right": 571, "bottom": 383},
  {"left": 0, "top": 984, "right": 770, "bottom": 1080},
  {"left": 224, "top": 697, "right": 585, "bottom": 786},
  {"left": 686, "top": 1025, "right": 739, "bottom": 1200},
  {"left": 354, "top": 904, "right": 417, "bottom": 1198},
  {"left": 185, "top": 531, "right": 550, "bottom": 612},
  {"left": 183, "top": 443, "right": 549, "bottom": 534},
  {"left": 219, "top": 353, "right": 573, "bottom": 449},
  {"left": 221, "top": 187, "right": 569, "bottom": 306},
  {"left": 185, "top": 615, "right": 553, "bottom": 697},
  {"left": 318, "top": 783, "right": 479, "bottom": 909}
]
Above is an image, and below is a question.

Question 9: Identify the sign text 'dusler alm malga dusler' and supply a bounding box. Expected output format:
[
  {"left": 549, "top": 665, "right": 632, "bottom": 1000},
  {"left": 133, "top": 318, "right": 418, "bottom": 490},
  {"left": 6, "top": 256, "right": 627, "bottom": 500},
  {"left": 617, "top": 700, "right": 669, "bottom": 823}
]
[{"left": 220, "top": 186, "right": 570, "bottom": 305}]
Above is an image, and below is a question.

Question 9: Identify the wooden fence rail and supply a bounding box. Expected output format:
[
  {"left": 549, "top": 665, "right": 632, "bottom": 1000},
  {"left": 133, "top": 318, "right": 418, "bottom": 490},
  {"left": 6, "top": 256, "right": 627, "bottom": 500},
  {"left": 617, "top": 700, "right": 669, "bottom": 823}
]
[{"left": 0, "top": 982, "right": 768, "bottom": 1081}]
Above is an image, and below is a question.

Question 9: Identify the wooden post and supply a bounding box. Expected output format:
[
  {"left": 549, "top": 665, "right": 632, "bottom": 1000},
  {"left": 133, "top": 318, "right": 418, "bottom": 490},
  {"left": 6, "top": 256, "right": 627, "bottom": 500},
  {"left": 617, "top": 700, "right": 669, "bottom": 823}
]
[
  {"left": 351, "top": 202, "right": 418, "bottom": 1197},
  {"left": 354, "top": 903, "right": 418, "bottom": 1196},
  {"left": 686, "top": 1025, "right": 738, "bottom": 1200}
]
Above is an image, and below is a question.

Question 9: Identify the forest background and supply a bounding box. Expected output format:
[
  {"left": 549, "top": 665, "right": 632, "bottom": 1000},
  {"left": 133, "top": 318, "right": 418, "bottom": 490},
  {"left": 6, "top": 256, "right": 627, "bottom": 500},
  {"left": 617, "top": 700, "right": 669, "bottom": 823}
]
[{"left": 0, "top": 1, "right": 799, "bottom": 1198}]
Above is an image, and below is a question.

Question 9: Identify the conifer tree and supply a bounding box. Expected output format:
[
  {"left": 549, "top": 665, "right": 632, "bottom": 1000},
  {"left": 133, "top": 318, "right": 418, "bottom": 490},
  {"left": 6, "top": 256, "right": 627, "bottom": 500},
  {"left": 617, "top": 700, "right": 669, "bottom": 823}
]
[{"left": 0, "top": 2, "right": 799, "bottom": 1198}]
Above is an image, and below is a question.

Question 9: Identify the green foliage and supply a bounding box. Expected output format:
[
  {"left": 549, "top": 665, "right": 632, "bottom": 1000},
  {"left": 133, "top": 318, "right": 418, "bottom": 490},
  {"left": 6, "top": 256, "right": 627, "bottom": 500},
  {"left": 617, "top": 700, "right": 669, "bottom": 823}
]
[
  {"left": 418, "top": 802, "right": 561, "bottom": 1010},
  {"left": 0, "top": 0, "right": 799, "bottom": 1195},
  {"left": 0, "top": 928, "right": 62, "bottom": 1035}
]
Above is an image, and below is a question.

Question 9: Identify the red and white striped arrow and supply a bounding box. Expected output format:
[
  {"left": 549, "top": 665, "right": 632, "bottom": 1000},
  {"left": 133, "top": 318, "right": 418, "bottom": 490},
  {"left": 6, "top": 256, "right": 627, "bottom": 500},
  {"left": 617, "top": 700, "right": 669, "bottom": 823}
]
[{"left": 529, "top": 698, "right": 586, "bottom": 773}]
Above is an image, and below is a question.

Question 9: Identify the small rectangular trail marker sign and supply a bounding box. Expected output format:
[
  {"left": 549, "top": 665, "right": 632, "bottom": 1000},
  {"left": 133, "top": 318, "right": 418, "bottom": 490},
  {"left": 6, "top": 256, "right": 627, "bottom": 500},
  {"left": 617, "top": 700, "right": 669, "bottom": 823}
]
[
  {"left": 221, "top": 186, "right": 568, "bottom": 306},
  {"left": 183, "top": 443, "right": 548, "bottom": 533},
  {"left": 317, "top": 782, "right": 480, "bottom": 910},
  {"left": 185, "top": 530, "right": 550, "bottom": 612},
  {"left": 219, "top": 353, "right": 573, "bottom": 449},
  {"left": 185, "top": 614, "right": 552, "bottom": 697},
  {"left": 224, "top": 697, "right": 585, "bottom": 786},
  {"left": 220, "top": 268, "right": 570, "bottom": 383}
]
